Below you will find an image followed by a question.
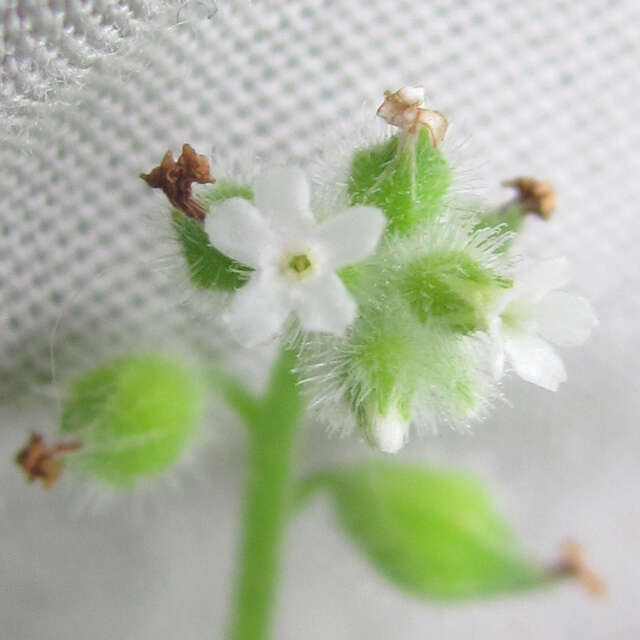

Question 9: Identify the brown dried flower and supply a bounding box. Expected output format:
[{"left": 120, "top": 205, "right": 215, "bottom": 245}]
[
  {"left": 15, "top": 431, "right": 81, "bottom": 489},
  {"left": 140, "top": 143, "right": 215, "bottom": 222},
  {"left": 552, "top": 540, "right": 605, "bottom": 597},
  {"left": 377, "top": 86, "right": 448, "bottom": 146},
  {"left": 504, "top": 176, "right": 556, "bottom": 220}
]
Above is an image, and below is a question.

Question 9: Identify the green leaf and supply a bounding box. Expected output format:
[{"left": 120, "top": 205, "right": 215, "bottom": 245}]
[
  {"left": 303, "top": 462, "right": 551, "bottom": 599},
  {"left": 400, "top": 250, "right": 512, "bottom": 333},
  {"left": 172, "top": 181, "right": 254, "bottom": 291},
  {"left": 61, "top": 354, "right": 206, "bottom": 488},
  {"left": 348, "top": 128, "right": 452, "bottom": 235}
]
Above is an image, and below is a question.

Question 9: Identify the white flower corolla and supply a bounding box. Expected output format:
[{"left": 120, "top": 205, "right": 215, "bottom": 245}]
[
  {"left": 489, "top": 257, "right": 597, "bottom": 391},
  {"left": 204, "top": 167, "right": 386, "bottom": 347},
  {"left": 369, "top": 405, "right": 410, "bottom": 454}
]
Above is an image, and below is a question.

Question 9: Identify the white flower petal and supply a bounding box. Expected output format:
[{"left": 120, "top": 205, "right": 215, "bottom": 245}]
[
  {"left": 517, "top": 257, "right": 571, "bottom": 302},
  {"left": 205, "top": 198, "right": 274, "bottom": 268},
  {"left": 504, "top": 332, "right": 567, "bottom": 391},
  {"left": 223, "top": 273, "right": 291, "bottom": 347},
  {"left": 370, "top": 407, "right": 409, "bottom": 454},
  {"left": 535, "top": 292, "right": 597, "bottom": 347},
  {"left": 316, "top": 205, "right": 386, "bottom": 268},
  {"left": 253, "top": 166, "right": 312, "bottom": 223},
  {"left": 294, "top": 274, "right": 357, "bottom": 335}
]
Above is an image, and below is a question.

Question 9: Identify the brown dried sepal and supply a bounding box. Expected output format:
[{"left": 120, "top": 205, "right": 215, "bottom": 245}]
[
  {"left": 376, "top": 87, "right": 448, "bottom": 146},
  {"left": 504, "top": 176, "right": 556, "bottom": 220},
  {"left": 140, "top": 143, "right": 215, "bottom": 222},
  {"left": 552, "top": 540, "right": 605, "bottom": 597},
  {"left": 15, "top": 431, "right": 81, "bottom": 489}
]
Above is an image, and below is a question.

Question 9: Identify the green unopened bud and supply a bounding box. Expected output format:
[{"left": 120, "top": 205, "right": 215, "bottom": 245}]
[
  {"left": 473, "top": 205, "right": 524, "bottom": 254},
  {"left": 348, "top": 127, "right": 452, "bottom": 235},
  {"left": 299, "top": 291, "right": 492, "bottom": 452},
  {"left": 400, "top": 250, "right": 512, "bottom": 333},
  {"left": 60, "top": 354, "right": 206, "bottom": 488}
]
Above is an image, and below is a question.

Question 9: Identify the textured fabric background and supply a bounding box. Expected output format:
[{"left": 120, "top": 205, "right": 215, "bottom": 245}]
[{"left": 1, "top": 1, "right": 639, "bottom": 638}]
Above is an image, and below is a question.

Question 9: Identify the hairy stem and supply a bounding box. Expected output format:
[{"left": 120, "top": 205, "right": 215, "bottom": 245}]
[{"left": 227, "top": 348, "right": 304, "bottom": 640}]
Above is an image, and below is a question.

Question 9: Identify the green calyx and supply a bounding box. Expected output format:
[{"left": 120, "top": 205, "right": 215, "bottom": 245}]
[
  {"left": 198, "top": 180, "right": 254, "bottom": 210},
  {"left": 474, "top": 204, "right": 524, "bottom": 254},
  {"left": 348, "top": 127, "right": 452, "bottom": 236},
  {"left": 336, "top": 129, "right": 512, "bottom": 435},
  {"left": 351, "top": 330, "right": 415, "bottom": 420},
  {"left": 400, "top": 250, "right": 512, "bottom": 333},
  {"left": 61, "top": 354, "right": 206, "bottom": 488},
  {"left": 336, "top": 297, "right": 482, "bottom": 444},
  {"left": 172, "top": 180, "right": 253, "bottom": 291}
]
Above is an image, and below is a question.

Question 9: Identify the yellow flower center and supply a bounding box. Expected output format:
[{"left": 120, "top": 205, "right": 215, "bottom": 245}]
[{"left": 288, "top": 253, "right": 312, "bottom": 274}]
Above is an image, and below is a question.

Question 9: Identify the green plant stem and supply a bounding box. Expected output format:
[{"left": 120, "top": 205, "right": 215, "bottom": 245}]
[{"left": 227, "top": 348, "right": 305, "bottom": 640}]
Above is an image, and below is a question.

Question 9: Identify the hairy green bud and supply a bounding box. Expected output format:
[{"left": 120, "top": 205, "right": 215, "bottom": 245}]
[
  {"left": 474, "top": 204, "right": 524, "bottom": 254},
  {"left": 400, "top": 250, "right": 512, "bottom": 333},
  {"left": 348, "top": 127, "right": 452, "bottom": 235},
  {"left": 61, "top": 354, "right": 206, "bottom": 488}
]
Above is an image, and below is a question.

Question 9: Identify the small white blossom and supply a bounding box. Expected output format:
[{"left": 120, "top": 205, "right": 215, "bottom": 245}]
[
  {"left": 205, "top": 167, "right": 385, "bottom": 347},
  {"left": 489, "top": 257, "right": 597, "bottom": 391},
  {"left": 376, "top": 86, "right": 448, "bottom": 145}
]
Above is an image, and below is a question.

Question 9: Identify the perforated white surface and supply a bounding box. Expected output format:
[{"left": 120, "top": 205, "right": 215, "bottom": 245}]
[{"left": 1, "top": 1, "right": 639, "bottom": 638}]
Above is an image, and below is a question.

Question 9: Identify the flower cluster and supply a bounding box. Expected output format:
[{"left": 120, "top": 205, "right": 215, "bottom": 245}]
[{"left": 145, "top": 87, "right": 596, "bottom": 454}]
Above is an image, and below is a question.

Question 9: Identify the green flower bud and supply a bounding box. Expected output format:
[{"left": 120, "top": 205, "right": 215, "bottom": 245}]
[
  {"left": 399, "top": 250, "right": 512, "bottom": 333},
  {"left": 473, "top": 204, "right": 524, "bottom": 254},
  {"left": 60, "top": 354, "right": 206, "bottom": 488},
  {"left": 348, "top": 127, "right": 452, "bottom": 236},
  {"left": 300, "top": 123, "right": 513, "bottom": 450},
  {"left": 300, "top": 294, "right": 492, "bottom": 453}
]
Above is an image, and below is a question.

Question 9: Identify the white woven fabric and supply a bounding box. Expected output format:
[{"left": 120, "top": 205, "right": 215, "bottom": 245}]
[{"left": 1, "top": 1, "right": 639, "bottom": 638}]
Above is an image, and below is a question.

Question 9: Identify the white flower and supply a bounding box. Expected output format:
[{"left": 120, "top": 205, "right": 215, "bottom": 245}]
[
  {"left": 376, "top": 86, "right": 448, "bottom": 145},
  {"left": 205, "top": 167, "right": 386, "bottom": 347},
  {"left": 489, "top": 257, "right": 597, "bottom": 391}
]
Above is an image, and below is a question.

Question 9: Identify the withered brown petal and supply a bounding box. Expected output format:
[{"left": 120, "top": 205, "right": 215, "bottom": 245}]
[
  {"left": 140, "top": 144, "right": 215, "bottom": 221},
  {"left": 504, "top": 176, "right": 556, "bottom": 220},
  {"left": 15, "top": 432, "right": 81, "bottom": 489}
]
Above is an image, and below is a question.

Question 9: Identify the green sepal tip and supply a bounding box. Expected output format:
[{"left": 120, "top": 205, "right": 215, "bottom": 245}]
[
  {"left": 172, "top": 180, "right": 254, "bottom": 291},
  {"left": 400, "top": 250, "right": 512, "bottom": 333},
  {"left": 474, "top": 205, "right": 524, "bottom": 254}
]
